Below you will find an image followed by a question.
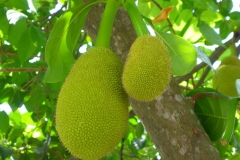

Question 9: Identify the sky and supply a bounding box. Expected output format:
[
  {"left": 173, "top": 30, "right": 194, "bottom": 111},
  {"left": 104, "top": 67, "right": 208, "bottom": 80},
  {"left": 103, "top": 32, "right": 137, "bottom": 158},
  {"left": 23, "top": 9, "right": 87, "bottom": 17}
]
[{"left": 0, "top": 0, "right": 240, "bottom": 114}]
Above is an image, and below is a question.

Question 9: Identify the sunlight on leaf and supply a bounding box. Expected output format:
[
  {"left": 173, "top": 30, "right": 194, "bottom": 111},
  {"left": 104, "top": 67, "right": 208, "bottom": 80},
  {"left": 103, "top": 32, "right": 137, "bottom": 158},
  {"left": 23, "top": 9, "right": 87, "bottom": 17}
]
[
  {"left": 0, "top": 111, "right": 10, "bottom": 132},
  {"left": 44, "top": 0, "right": 105, "bottom": 83},
  {"left": 199, "top": 22, "right": 226, "bottom": 47},
  {"left": 156, "top": 32, "right": 197, "bottom": 76}
]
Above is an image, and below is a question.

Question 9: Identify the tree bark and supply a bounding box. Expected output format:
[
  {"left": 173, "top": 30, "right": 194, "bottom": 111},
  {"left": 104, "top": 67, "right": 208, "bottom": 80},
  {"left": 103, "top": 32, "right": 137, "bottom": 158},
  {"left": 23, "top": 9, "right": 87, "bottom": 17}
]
[{"left": 83, "top": 3, "right": 221, "bottom": 160}]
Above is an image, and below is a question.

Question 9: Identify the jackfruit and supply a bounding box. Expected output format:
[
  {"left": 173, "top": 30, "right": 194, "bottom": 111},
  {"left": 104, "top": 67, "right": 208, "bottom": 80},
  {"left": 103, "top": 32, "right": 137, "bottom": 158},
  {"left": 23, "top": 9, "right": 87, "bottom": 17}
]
[
  {"left": 212, "top": 56, "right": 240, "bottom": 96},
  {"left": 122, "top": 35, "right": 172, "bottom": 101},
  {"left": 56, "top": 47, "right": 129, "bottom": 160},
  {"left": 220, "top": 56, "right": 240, "bottom": 67}
]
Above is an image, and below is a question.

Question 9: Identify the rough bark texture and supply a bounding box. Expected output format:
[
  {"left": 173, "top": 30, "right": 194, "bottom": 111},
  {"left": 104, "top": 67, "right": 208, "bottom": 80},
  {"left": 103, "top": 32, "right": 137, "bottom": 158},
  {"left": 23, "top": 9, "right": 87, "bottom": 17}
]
[{"left": 83, "top": 3, "right": 221, "bottom": 160}]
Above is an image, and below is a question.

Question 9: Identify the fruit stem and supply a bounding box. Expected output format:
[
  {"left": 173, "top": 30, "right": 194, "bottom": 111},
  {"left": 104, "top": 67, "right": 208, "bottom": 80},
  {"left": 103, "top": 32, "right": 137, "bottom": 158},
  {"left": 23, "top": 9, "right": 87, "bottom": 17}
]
[
  {"left": 95, "top": 0, "right": 121, "bottom": 47},
  {"left": 123, "top": 0, "right": 149, "bottom": 37}
]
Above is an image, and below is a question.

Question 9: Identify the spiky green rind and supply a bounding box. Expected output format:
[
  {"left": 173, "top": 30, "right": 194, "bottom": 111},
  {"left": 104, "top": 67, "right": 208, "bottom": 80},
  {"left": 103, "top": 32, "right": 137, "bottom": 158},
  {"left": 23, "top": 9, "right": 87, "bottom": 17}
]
[
  {"left": 122, "top": 35, "right": 172, "bottom": 101},
  {"left": 212, "top": 65, "right": 240, "bottom": 97},
  {"left": 56, "top": 47, "right": 129, "bottom": 160},
  {"left": 220, "top": 56, "right": 240, "bottom": 67}
]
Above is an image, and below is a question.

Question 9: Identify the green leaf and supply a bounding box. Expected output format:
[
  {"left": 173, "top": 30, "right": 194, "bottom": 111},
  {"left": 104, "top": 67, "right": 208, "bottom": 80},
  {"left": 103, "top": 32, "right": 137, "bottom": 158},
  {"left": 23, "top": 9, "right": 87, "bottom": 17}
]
[
  {"left": 0, "top": 77, "right": 6, "bottom": 91},
  {"left": 2, "top": 148, "right": 14, "bottom": 159},
  {"left": 59, "top": 0, "right": 67, "bottom": 4},
  {"left": 221, "top": 98, "right": 238, "bottom": 142},
  {"left": 8, "top": 18, "right": 27, "bottom": 47},
  {"left": 0, "top": 145, "right": 14, "bottom": 160},
  {"left": 194, "top": 46, "right": 215, "bottom": 72},
  {"left": 200, "top": 9, "right": 223, "bottom": 23},
  {"left": 182, "top": 17, "right": 202, "bottom": 43},
  {"left": 136, "top": 122, "right": 144, "bottom": 138},
  {"left": 219, "top": 0, "right": 232, "bottom": 16},
  {"left": 220, "top": 20, "right": 230, "bottom": 39},
  {"left": 4, "top": 0, "right": 29, "bottom": 10},
  {"left": 8, "top": 89, "right": 25, "bottom": 111},
  {"left": 0, "top": 87, "right": 14, "bottom": 103},
  {"left": 24, "top": 85, "right": 46, "bottom": 112},
  {"left": 193, "top": 0, "right": 207, "bottom": 9},
  {"left": 230, "top": 11, "right": 240, "bottom": 20},
  {"left": 199, "top": 22, "right": 225, "bottom": 47},
  {"left": 215, "top": 98, "right": 239, "bottom": 158},
  {"left": 34, "top": 146, "right": 47, "bottom": 154},
  {"left": 69, "top": 0, "right": 84, "bottom": 8},
  {"left": 182, "top": 0, "right": 194, "bottom": 10},
  {"left": 186, "top": 87, "right": 217, "bottom": 97},
  {"left": 173, "top": 9, "right": 193, "bottom": 33},
  {"left": 129, "top": 117, "right": 138, "bottom": 125},
  {"left": 229, "top": 153, "right": 240, "bottom": 160},
  {"left": 132, "top": 138, "right": 146, "bottom": 150},
  {"left": 27, "top": 138, "right": 44, "bottom": 147},
  {"left": 31, "top": 25, "right": 46, "bottom": 49},
  {"left": 137, "top": 1, "right": 152, "bottom": 17},
  {"left": 17, "top": 27, "right": 38, "bottom": 62},
  {"left": 11, "top": 72, "right": 28, "bottom": 85},
  {"left": 7, "top": 128, "right": 25, "bottom": 142},
  {"left": 0, "top": 146, "right": 4, "bottom": 160},
  {"left": 18, "top": 152, "right": 32, "bottom": 160},
  {"left": 9, "top": 110, "right": 24, "bottom": 128},
  {"left": 0, "top": 6, "right": 9, "bottom": 38},
  {"left": 156, "top": 32, "right": 197, "bottom": 76},
  {"left": 44, "top": 0, "right": 104, "bottom": 83},
  {"left": 0, "top": 111, "right": 10, "bottom": 133},
  {"left": 192, "top": 92, "right": 237, "bottom": 141}
]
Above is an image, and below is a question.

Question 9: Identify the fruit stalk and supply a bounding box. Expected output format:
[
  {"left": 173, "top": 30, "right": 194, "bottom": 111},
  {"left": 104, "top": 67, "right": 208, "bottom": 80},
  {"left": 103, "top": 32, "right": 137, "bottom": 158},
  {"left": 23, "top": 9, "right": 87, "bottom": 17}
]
[
  {"left": 123, "top": 0, "right": 149, "bottom": 37},
  {"left": 95, "top": 0, "right": 121, "bottom": 47}
]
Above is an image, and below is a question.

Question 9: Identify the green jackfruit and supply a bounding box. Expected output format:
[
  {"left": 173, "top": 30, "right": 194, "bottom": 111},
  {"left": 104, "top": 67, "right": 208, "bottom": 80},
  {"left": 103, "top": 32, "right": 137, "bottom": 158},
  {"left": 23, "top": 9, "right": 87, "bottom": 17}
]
[
  {"left": 122, "top": 35, "right": 172, "bottom": 101},
  {"left": 56, "top": 47, "right": 129, "bottom": 160},
  {"left": 220, "top": 56, "right": 240, "bottom": 67},
  {"left": 212, "top": 56, "right": 240, "bottom": 96}
]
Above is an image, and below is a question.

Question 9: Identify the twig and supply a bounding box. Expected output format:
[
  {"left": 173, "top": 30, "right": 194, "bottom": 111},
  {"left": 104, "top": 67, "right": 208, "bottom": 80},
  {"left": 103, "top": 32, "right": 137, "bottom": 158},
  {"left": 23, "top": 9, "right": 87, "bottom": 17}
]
[
  {"left": 120, "top": 138, "right": 125, "bottom": 160},
  {"left": 41, "top": 115, "right": 55, "bottom": 160},
  {"left": 49, "top": 149, "right": 64, "bottom": 160},
  {"left": 0, "top": 52, "right": 18, "bottom": 56},
  {"left": 0, "top": 39, "right": 4, "bottom": 53},
  {"left": 39, "top": 4, "right": 66, "bottom": 29},
  {"left": 151, "top": 0, "right": 176, "bottom": 34},
  {"left": 79, "top": 32, "right": 87, "bottom": 46},
  {"left": 194, "top": 66, "right": 211, "bottom": 88},
  {"left": 31, "top": 3, "right": 66, "bottom": 27},
  {"left": 191, "top": 76, "right": 195, "bottom": 88},
  {"left": 0, "top": 68, "right": 47, "bottom": 72}
]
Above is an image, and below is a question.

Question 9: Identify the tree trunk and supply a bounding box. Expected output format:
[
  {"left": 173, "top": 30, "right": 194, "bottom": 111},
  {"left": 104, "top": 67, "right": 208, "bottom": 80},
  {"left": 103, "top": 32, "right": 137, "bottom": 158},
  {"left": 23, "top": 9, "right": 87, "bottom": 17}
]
[{"left": 83, "top": 4, "right": 221, "bottom": 160}]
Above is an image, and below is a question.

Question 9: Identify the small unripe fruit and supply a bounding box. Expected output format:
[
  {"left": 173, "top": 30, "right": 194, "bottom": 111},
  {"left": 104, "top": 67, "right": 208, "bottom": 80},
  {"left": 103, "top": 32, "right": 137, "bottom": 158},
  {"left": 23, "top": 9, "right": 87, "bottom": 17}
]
[
  {"left": 122, "top": 35, "right": 172, "bottom": 101},
  {"left": 213, "top": 56, "right": 240, "bottom": 97}
]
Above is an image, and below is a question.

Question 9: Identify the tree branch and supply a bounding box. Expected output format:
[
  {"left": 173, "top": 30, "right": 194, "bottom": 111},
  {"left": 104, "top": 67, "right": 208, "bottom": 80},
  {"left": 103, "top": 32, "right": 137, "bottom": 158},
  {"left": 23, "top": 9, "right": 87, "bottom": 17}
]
[
  {"left": 119, "top": 138, "right": 124, "bottom": 160},
  {"left": 41, "top": 117, "right": 55, "bottom": 160},
  {"left": 194, "top": 66, "right": 211, "bottom": 88},
  {"left": 30, "top": 3, "right": 67, "bottom": 28},
  {"left": 0, "top": 52, "right": 18, "bottom": 56}
]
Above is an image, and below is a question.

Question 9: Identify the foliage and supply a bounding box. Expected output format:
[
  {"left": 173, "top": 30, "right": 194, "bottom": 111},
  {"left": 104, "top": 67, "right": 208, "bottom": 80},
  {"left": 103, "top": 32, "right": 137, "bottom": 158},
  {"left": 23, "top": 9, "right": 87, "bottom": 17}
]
[{"left": 0, "top": 0, "right": 240, "bottom": 159}]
